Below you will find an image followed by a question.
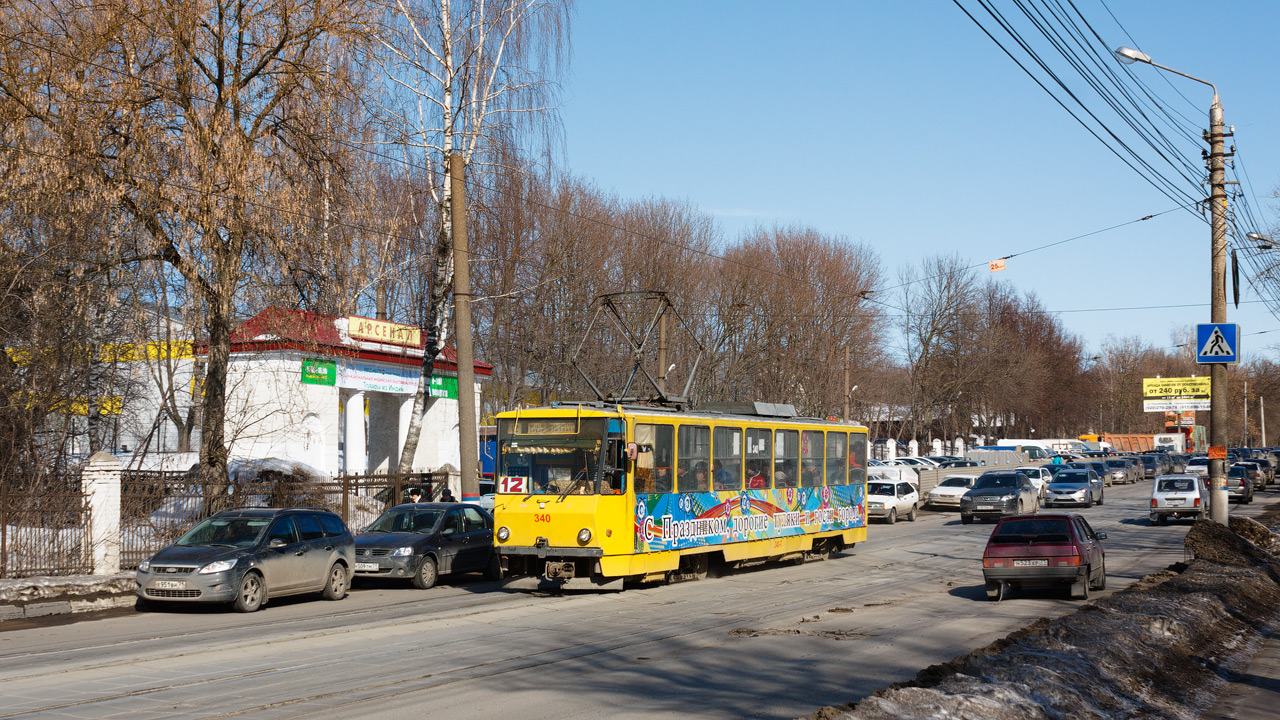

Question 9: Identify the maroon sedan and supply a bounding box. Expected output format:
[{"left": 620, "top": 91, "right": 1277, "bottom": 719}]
[{"left": 981, "top": 513, "right": 1107, "bottom": 601}]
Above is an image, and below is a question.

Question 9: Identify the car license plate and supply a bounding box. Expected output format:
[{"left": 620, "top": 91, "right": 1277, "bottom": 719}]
[
  {"left": 355, "top": 562, "right": 380, "bottom": 572},
  {"left": 153, "top": 580, "right": 186, "bottom": 590},
  {"left": 1166, "top": 499, "right": 1185, "bottom": 506},
  {"left": 977, "top": 505, "right": 996, "bottom": 510},
  {"left": 1013, "top": 559, "right": 1048, "bottom": 567}
]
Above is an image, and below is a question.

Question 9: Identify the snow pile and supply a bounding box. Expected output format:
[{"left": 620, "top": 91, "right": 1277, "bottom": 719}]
[
  {"left": 0, "top": 573, "right": 136, "bottom": 604},
  {"left": 809, "top": 516, "right": 1280, "bottom": 720}
]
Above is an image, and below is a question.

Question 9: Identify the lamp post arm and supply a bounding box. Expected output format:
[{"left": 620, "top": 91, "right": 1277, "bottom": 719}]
[{"left": 1143, "top": 59, "right": 1218, "bottom": 99}]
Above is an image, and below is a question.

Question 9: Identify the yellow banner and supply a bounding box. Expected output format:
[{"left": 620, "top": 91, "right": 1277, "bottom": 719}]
[
  {"left": 348, "top": 316, "right": 421, "bottom": 347},
  {"left": 1143, "top": 376, "right": 1210, "bottom": 400}
]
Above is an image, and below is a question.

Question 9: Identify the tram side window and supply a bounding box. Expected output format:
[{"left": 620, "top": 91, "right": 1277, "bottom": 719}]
[
  {"left": 801, "top": 431, "right": 824, "bottom": 487},
  {"left": 849, "top": 432, "right": 868, "bottom": 484},
  {"left": 712, "top": 427, "right": 743, "bottom": 491},
  {"left": 775, "top": 430, "right": 800, "bottom": 488},
  {"left": 635, "top": 424, "right": 675, "bottom": 494},
  {"left": 677, "top": 425, "right": 711, "bottom": 492},
  {"left": 745, "top": 428, "right": 771, "bottom": 489},
  {"left": 826, "top": 432, "right": 848, "bottom": 486}
]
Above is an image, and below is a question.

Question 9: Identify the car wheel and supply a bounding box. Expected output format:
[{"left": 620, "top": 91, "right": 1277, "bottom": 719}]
[
  {"left": 1090, "top": 560, "right": 1107, "bottom": 591},
  {"left": 1084, "top": 495, "right": 1094, "bottom": 508},
  {"left": 1016, "top": 500, "right": 1023, "bottom": 514},
  {"left": 1149, "top": 516, "right": 1159, "bottom": 526},
  {"left": 985, "top": 580, "right": 1006, "bottom": 602},
  {"left": 1097, "top": 490, "right": 1104, "bottom": 506},
  {"left": 134, "top": 597, "right": 160, "bottom": 613},
  {"left": 1158, "top": 515, "right": 1168, "bottom": 526},
  {"left": 886, "top": 508, "right": 897, "bottom": 525},
  {"left": 907, "top": 504, "right": 917, "bottom": 522},
  {"left": 412, "top": 555, "right": 439, "bottom": 589},
  {"left": 1070, "top": 571, "right": 1090, "bottom": 600},
  {"left": 483, "top": 552, "right": 503, "bottom": 581},
  {"left": 233, "top": 571, "right": 265, "bottom": 613},
  {"left": 322, "top": 563, "right": 347, "bottom": 601},
  {"left": 961, "top": 514, "right": 973, "bottom": 525}
]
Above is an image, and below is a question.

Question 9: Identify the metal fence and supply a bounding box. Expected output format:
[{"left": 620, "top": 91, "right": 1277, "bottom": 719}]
[
  {"left": 0, "top": 477, "right": 91, "bottom": 578},
  {"left": 3, "top": 469, "right": 447, "bottom": 578}
]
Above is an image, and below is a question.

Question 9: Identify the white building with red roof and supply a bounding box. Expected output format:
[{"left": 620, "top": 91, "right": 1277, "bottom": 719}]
[{"left": 118, "top": 306, "right": 492, "bottom": 478}]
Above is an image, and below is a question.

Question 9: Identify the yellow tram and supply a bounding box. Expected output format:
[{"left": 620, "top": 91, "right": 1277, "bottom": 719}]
[{"left": 493, "top": 401, "right": 869, "bottom": 590}]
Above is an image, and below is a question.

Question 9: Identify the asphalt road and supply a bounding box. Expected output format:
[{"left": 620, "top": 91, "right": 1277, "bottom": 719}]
[{"left": 0, "top": 481, "right": 1273, "bottom": 720}]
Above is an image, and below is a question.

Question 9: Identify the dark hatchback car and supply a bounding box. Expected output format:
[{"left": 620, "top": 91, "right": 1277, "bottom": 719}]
[
  {"left": 981, "top": 513, "right": 1107, "bottom": 601},
  {"left": 136, "top": 507, "right": 355, "bottom": 612},
  {"left": 959, "top": 471, "right": 1039, "bottom": 524},
  {"left": 353, "top": 503, "right": 500, "bottom": 589}
]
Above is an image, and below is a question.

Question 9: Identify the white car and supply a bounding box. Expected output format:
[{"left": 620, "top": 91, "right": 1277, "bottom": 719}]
[
  {"left": 925, "top": 474, "right": 979, "bottom": 509},
  {"left": 867, "top": 480, "right": 919, "bottom": 524},
  {"left": 1183, "top": 456, "right": 1210, "bottom": 478},
  {"left": 1016, "top": 466, "right": 1052, "bottom": 498},
  {"left": 868, "top": 460, "right": 918, "bottom": 485},
  {"left": 885, "top": 456, "right": 940, "bottom": 468},
  {"left": 1150, "top": 473, "right": 1208, "bottom": 525}
]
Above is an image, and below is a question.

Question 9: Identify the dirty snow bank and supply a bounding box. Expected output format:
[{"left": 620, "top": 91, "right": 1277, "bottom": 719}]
[
  {"left": 0, "top": 574, "right": 135, "bottom": 604},
  {"left": 808, "top": 516, "right": 1280, "bottom": 720}
]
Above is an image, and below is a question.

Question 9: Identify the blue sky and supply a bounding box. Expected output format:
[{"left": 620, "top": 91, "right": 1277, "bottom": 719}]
[{"left": 553, "top": 1, "right": 1280, "bottom": 360}]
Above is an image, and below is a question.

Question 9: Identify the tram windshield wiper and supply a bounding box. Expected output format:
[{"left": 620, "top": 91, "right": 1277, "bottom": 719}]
[{"left": 557, "top": 469, "right": 589, "bottom": 501}]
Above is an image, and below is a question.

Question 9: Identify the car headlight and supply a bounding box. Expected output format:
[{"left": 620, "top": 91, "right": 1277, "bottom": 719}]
[
  {"left": 496, "top": 526, "right": 510, "bottom": 542},
  {"left": 138, "top": 560, "right": 151, "bottom": 573},
  {"left": 198, "top": 559, "right": 236, "bottom": 574},
  {"left": 390, "top": 547, "right": 413, "bottom": 557},
  {"left": 577, "top": 528, "right": 592, "bottom": 544}
]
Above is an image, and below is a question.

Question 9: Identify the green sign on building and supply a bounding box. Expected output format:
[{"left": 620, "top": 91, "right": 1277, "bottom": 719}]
[
  {"left": 301, "top": 358, "right": 337, "bottom": 386},
  {"left": 429, "top": 375, "right": 458, "bottom": 399}
]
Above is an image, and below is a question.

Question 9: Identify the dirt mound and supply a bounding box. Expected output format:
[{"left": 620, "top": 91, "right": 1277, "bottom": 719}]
[{"left": 803, "top": 521, "right": 1280, "bottom": 720}]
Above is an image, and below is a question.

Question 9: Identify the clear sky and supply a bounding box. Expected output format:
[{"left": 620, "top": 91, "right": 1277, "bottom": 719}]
[{"left": 553, "top": 0, "right": 1280, "bottom": 361}]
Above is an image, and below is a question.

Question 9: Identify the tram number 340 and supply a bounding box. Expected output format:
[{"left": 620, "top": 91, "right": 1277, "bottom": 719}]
[{"left": 533, "top": 513, "right": 552, "bottom": 523}]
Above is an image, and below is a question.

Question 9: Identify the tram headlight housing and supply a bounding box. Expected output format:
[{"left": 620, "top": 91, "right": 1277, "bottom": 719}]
[
  {"left": 577, "top": 528, "right": 592, "bottom": 544},
  {"left": 496, "top": 526, "right": 510, "bottom": 542}
]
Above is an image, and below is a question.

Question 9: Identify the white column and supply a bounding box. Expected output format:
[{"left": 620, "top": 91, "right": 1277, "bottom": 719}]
[
  {"left": 81, "top": 452, "right": 121, "bottom": 576},
  {"left": 344, "top": 391, "right": 367, "bottom": 475}
]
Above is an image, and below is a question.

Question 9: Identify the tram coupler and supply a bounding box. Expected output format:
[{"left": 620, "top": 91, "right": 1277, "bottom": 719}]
[{"left": 545, "top": 561, "right": 577, "bottom": 579}]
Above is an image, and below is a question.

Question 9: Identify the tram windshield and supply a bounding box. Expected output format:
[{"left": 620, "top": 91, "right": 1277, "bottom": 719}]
[{"left": 497, "top": 418, "right": 607, "bottom": 495}]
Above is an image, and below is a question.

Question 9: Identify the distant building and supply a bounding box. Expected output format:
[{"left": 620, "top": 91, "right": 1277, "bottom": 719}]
[{"left": 114, "top": 306, "right": 491, "bottom": 476}]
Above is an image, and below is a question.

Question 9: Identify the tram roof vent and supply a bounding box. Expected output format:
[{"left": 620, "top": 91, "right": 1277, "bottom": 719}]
[{"left": 702, "top": 401, "right": 797, "bottom": 418}]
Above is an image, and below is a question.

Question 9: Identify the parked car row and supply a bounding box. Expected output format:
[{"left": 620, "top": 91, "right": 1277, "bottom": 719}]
[{"left": 136, "top": 502, "right": 499, "bottom": 613}]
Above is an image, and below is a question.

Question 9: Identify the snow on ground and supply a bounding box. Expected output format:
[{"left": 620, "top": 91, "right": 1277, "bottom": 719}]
[
  {"left": 0, "top": 573, "right": 135, "bottom": 604},
  {"left": 809, "top": 515, "right": 1280, "bottom": 720}
]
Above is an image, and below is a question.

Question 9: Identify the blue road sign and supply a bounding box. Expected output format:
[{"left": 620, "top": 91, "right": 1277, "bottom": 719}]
[{"left": 1196, "top": 323, "right": 1239, "bottom": 364}]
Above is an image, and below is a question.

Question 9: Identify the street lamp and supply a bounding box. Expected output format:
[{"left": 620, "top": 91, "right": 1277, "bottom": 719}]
[
  {"left": 1248, "top": 232, "right": 1275, "bottom": 250},
  {"left": 1115, "top": 46, "right": 1230, "bottom": 525}
]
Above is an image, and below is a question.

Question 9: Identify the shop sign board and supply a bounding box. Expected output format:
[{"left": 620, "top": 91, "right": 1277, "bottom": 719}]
[
  {"left": 429, "top": 374, "right": 459, "bottom": 400},
  {"left": 301, "top": 358, "right": 337, "bottom": 386},
  {"left": 338, "top": 361, "right": 419, "bottom": 395},
  {"left": 347, "top": 316, "right": 421, "bottom": 347}
]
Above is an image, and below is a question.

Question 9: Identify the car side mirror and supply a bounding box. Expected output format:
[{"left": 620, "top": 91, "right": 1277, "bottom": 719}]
[
  {"left": 442, "top": 527, "right": 456, "bottom": 536},
  {"left": 1096, "top": 532, "right": 1108, "bottom": 540},
  {"left": 269, "top": 538, "right": 287, "bottom": 548}
]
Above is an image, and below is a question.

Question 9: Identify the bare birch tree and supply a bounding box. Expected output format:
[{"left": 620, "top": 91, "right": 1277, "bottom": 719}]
[{"left": 374, "top": 0, "right": 570, "bottom": 472}]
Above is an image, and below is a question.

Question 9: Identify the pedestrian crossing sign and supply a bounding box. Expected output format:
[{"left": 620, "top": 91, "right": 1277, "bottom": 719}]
[{"left": 1196, "top": 323, "right": 1239, "bottom": 364}]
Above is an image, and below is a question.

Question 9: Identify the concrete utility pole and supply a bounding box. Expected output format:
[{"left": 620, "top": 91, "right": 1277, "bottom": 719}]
[
  {"left": 450, "top": 153, "right": 479, "bottom": 502},
  {"left": 1114, "top": 46, "right": 1230, "bottom": 524},
  {"left": 843, "top": 347, "right": 851, "bottom": 422},
  {"left": 1261, "top": 396, "right": 1267, "bottom": 447},
  {"left": 1207, "top": 92, "right": 1230, "bottom": 523}
]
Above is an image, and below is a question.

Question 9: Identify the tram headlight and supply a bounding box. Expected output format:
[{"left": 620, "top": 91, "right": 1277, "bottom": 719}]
[
  {"left": 577, "top": 528, "right": 592, "bottom": 544},
  {"left": 496, "top": 526, "right": 510, "bottom": 542}
]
